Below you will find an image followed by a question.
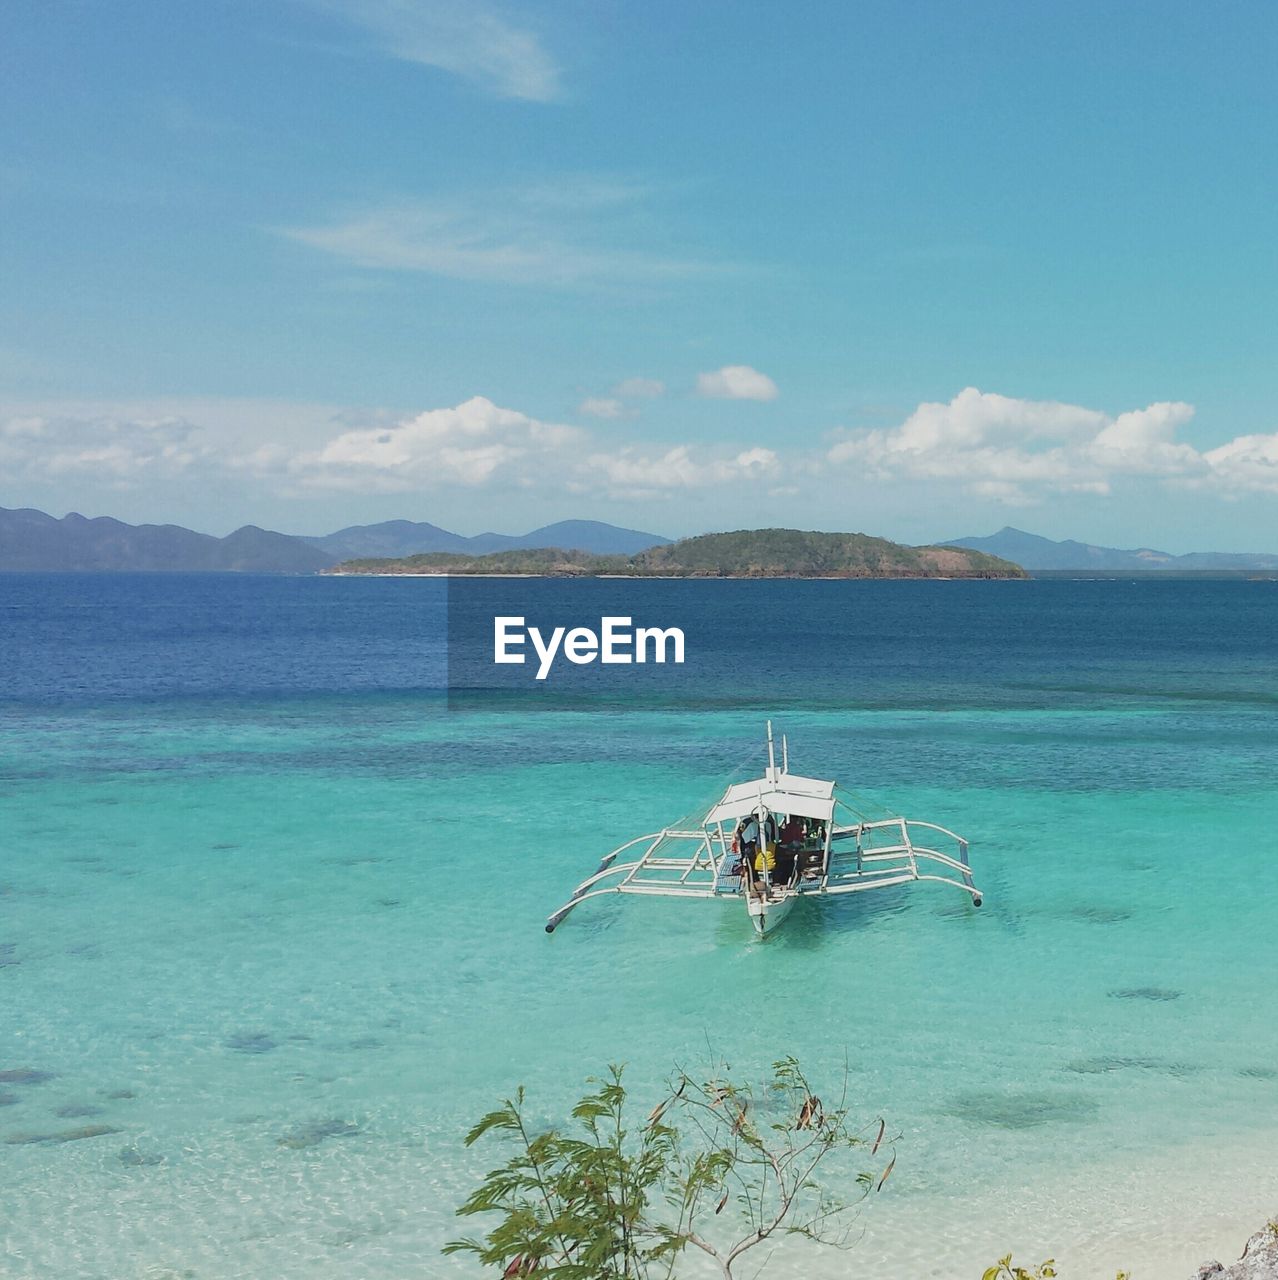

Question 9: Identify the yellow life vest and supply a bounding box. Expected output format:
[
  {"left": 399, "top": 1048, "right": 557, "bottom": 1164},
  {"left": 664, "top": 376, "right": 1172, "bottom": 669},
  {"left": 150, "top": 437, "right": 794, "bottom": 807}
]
[{"left": 754, "top": 842, "right": 776, "bottom": 873}]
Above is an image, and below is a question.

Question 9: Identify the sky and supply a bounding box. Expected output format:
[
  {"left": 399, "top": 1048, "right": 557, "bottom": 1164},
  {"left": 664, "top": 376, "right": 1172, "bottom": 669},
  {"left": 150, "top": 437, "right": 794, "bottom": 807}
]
[{"left": 2, "top": 0, "right": 1277, "bottom": 549}]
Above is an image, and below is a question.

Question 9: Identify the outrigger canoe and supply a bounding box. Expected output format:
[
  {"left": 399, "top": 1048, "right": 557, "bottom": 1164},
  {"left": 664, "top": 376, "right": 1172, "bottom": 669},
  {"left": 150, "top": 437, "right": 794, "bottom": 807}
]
[{"left": 546, "top": 722, "right": 983, "bottom": 939}]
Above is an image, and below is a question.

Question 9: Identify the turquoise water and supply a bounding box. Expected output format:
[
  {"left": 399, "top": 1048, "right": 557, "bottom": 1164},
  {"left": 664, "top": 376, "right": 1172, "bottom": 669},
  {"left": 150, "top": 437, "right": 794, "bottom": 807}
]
[{"left": 3, "top": 575, "right": 1277, "bottom": 1278}]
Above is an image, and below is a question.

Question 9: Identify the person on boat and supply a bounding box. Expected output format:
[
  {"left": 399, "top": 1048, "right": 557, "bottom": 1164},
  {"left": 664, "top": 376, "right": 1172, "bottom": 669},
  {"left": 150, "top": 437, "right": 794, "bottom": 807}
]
[
  {"left": 755, "top": 809, "right": 781, "bottom": 898},
  {"left": 739, "top": 813, "right": 770, "bottom": 901},
  {"left": 794, "top": 817, "right": 825, "bottom": 877},
  {"left": 773, "top": 814, "right": 800, "bottom": 885}
]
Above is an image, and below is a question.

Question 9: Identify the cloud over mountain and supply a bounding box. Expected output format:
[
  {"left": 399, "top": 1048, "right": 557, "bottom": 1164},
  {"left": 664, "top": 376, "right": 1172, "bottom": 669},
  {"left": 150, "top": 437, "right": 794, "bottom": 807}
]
[{"left": 6, "top": 385, "right": 1278, "bottom": 530}]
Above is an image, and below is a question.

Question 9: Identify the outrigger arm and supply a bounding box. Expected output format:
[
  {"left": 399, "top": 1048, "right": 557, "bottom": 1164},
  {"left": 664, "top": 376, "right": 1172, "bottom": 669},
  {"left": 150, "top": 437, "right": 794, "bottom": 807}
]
[
  {"left": 825, "top": 816, "right": 982, "bottom": 905},
  {"left": 545, "top": 827, "right": 725, "bottom": 933}
]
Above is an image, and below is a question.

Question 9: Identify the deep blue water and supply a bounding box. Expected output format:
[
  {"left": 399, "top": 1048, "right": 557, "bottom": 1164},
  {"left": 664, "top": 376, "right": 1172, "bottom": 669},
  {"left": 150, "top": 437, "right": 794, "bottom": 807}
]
[{"left": 5, "top": 573, "right": 1277, "bottom": 706}]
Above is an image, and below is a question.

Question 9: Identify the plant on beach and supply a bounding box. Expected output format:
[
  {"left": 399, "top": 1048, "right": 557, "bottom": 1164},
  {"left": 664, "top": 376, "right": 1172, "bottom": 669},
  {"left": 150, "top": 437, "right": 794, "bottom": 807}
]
[
  {"left": 445, "top": 1055, "right": 894, "bottom": 1279},
  {"left": 983, "top": 1259, "right": 1130, "bottom": 1280},
  {"left": 983, "top": 1260, "right": 1060, "bottom": 1280}
]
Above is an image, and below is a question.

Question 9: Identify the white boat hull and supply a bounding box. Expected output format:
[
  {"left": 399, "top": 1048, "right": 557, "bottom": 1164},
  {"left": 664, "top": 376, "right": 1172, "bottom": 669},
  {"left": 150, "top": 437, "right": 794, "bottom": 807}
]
[{"left": 746, "top": 890, "right": 796, "bottom": 937}]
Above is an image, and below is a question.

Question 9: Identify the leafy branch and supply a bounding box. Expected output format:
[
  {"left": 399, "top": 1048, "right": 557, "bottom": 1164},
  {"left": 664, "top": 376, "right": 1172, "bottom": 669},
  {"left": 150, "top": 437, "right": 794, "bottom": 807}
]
[{"left": 445, "top": 1055, "right": 893, "bottom": 1279}]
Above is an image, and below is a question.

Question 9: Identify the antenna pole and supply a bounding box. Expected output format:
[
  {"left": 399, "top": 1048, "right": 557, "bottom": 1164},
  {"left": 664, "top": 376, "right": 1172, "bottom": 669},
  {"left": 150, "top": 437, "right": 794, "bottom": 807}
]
[
  {"left": 782, "top": 734, "right": 789, "bottom": 774},
  {"left": 766, "top": 720, "right": 776, "bottom": 780}
]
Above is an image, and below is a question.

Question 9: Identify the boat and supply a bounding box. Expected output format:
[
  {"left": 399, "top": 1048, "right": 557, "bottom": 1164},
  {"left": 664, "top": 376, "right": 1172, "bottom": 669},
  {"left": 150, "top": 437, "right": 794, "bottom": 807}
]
[{"left": 546, "top": 722, "right": 983, "bottom": 938}]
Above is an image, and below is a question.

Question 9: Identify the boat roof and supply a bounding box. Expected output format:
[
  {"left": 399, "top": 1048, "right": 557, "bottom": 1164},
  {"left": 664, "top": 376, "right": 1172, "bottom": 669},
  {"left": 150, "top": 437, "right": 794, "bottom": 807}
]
[{"left": 706, "top": 772, "right": 836, "bottom": 825}]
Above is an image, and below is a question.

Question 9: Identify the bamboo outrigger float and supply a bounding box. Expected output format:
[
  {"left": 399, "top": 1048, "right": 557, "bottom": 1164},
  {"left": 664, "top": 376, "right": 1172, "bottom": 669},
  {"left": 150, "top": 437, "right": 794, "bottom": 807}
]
[{"left": 546, "top": 723, "right": 983, "bottom": 938}]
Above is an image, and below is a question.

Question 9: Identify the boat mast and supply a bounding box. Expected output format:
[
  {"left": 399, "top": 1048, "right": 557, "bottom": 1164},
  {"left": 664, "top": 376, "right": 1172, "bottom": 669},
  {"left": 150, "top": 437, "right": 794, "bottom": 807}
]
[
  {"left": 766, "top": 720, "right": 777, "bottom": 782},
  {"left": 781, "top": 734, "right": 789, "bottom": 775}
]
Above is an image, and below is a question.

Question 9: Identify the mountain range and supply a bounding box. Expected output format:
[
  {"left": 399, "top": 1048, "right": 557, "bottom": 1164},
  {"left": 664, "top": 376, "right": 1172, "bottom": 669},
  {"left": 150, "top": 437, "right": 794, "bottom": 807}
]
[
  {"left": 5, "top": 506, "right": 1277, "bottom": 574},
  {"left": 0, "top": 507, "right": 670, "bottom": 572},
  {"left": 301, "top": 518, "right": 669, "bottom": 560},
  {"left": 0, "top": 506, "right": 334, "bottom": 573},
  {"left": 946, "top": 527, "right": 1278, "bottom": 571}
]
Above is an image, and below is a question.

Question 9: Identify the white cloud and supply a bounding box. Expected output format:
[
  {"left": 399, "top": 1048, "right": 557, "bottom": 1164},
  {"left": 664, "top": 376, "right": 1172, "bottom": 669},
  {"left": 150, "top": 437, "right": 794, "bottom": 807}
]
[
  {"left": 579, "top": 397, "right": 627, "bottom": 420},
  {"left": 1090, "top": 401, "right": 1201, "bottom": 475},
  {"left": 696, "top": 365, "right": 778, "bottom": 402},
  {"left": 1202, "top": 433, "right": 1278, "bottom": 494},
  {"left": 286, "top": 183, "right": 720, "bottom": 288},
  {"left": 578, "top": 377, "right": 664, "bottom": 421},
  {"left": 297, "top": 397, "right": 782, "bottom": 499},
  {"left": 0, "top": 412, "right": 206, "bottom": 487},
  {"left": 733, "top": 447, "right": 779, "bottom": 471},
  {"left": 307, "top": 0, "right": 561, "bottom": 101},
  {"left": 827, "top": 387, "right": 1223, "bottom": 502},
  {"left": 2, "top": 415, "right": 45, "bottom": 438},
  {"left": 584, "top": 444, "right": 778, "bottom": 496},
  {"left": 613, "top": 376, "right": 665, "bottom": 399},
  {"left": 0, "top": 395, "right": 783, "bottom": 505},
  {"left": 297, "top": 395, "right": 584, "bottom": 491},
  {"left": 10, "top": 389, "right": 1278, "bottom": 520}
]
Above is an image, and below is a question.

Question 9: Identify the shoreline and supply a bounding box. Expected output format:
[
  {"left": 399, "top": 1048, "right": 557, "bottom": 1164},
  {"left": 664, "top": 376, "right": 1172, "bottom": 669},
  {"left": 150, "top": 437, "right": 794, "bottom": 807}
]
[
  {"left": 802, "top": 1122, "right": 1278, "bottom": 1280},
  {"left": 322, "top": 569, "right": 1023, "bottom": 581}
]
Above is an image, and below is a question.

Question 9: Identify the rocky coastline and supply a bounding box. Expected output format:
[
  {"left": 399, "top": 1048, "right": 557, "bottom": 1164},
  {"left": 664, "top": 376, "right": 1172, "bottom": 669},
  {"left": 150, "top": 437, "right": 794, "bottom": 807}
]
[{"left": 1195, "top": 1217, "right": 1278, "bottom": 1279}]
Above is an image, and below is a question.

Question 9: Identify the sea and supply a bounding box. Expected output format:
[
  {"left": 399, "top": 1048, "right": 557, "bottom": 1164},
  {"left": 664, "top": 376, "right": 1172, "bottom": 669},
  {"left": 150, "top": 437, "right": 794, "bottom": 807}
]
[{"left": 2, "top": 573, "right": 1276, "bottom": 1280}]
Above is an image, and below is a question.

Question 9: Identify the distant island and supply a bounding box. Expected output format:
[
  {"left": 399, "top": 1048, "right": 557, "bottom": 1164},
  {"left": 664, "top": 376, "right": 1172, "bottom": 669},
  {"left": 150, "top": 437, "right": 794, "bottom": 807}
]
[{"left": 328, "top": 529, "right": 1027, "bottom": 579}]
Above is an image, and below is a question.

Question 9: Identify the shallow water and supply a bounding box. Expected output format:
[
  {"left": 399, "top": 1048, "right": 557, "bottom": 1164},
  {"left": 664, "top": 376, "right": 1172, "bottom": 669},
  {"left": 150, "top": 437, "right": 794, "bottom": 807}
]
[{"left": 2, "top": 574, "right": 1276, "bottom": 1278}]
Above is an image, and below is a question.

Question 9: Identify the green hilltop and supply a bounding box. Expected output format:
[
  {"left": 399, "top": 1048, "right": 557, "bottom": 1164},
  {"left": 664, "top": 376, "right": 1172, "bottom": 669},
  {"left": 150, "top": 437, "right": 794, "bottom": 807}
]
[{"left": 329, "top": 528, "right": 1026, "bottom": 579}]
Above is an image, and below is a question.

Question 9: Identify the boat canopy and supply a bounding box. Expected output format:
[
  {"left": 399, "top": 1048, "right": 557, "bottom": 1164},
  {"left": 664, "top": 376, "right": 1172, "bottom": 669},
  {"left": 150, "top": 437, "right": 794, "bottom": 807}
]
[{"left": 706, "top": 773, "right": 836, "bottom": 825}]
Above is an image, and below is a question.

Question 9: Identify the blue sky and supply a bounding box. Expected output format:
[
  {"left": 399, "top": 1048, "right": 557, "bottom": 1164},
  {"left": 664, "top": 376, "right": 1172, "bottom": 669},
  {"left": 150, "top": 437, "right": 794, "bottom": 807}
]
[{"left": 2, "top": 0, "right": 1277, "bottom": 547}]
